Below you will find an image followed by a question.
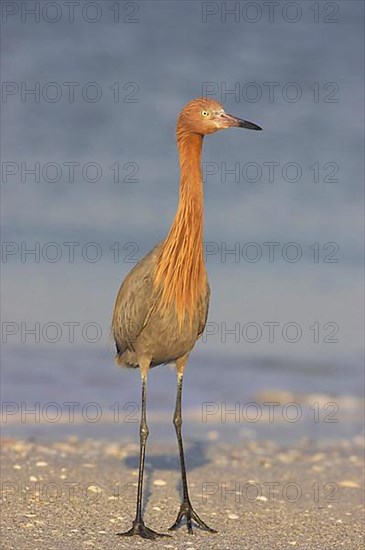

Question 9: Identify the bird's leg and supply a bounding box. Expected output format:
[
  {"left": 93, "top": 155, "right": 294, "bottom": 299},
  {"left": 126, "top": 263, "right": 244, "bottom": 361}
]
[
  {"left": 169, "top": 365, "right": 217, "bottom": 534},
  {"left": 117, "top": 368, "right": 169, "bottom": 540}
]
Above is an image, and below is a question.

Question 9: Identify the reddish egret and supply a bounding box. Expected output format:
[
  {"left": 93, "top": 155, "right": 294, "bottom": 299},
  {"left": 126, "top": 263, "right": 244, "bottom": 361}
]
[{"left": 112, "top": 98, "right": 262, "bottom": 539}]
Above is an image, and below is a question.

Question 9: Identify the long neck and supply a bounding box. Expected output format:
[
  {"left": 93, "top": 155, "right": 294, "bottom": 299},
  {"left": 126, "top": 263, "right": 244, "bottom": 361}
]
[
  {"left": 171, "top": 132, "right": 204, "bottom": 255},
  {"left": 155, "top": 132, "right": 206, "bottom": 325}
]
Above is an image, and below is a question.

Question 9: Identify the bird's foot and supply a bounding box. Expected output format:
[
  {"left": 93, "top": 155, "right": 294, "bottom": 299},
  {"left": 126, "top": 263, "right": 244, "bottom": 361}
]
[
  {"left": 168, "top": 499, "right": 217, "bottom": 534},
  {"left": 117, "top": 517, "right": 170, "bottom": 540}
]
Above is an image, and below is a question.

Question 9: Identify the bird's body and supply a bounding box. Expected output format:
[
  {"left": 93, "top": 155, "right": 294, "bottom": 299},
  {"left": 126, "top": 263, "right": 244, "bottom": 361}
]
[
  {"left": 111, "top": 97, "right": 261, "bottom": 539},
  {"left": 112, "top": 241, "right": 210, "bottom": 369}
]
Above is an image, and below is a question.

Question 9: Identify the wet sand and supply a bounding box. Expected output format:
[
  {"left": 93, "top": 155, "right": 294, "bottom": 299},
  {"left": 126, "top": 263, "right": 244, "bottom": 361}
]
[{"left": 1, "top": 436, "right": 364, "bottom": 550}]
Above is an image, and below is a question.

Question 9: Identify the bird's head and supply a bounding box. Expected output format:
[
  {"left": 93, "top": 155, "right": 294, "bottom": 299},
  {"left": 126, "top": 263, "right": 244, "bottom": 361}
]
[{"left": 177, "top": 97, "right": 262, "bottom": 137}]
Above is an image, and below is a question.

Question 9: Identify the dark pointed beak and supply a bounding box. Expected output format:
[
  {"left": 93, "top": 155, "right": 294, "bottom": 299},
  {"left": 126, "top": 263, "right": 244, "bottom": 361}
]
[{"left": 222, "top": 113, "right": 262, "bottom": 131}]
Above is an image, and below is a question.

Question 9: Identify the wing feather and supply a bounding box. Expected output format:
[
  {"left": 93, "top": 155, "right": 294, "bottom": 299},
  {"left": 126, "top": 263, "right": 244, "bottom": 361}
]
[{"left": 112, "top": 243, "right": 162, "bottom": 354}]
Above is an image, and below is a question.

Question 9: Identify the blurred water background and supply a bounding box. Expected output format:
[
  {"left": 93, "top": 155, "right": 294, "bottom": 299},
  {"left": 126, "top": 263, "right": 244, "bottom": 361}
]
[{"left": 1, "top": 0, "right": 364, "bottom": 443}]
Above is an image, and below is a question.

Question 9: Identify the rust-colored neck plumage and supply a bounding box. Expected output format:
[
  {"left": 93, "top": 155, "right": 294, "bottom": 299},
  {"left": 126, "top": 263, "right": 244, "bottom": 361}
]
[{"left": 155, "top": 128, "right": 206, "bottom": 326}]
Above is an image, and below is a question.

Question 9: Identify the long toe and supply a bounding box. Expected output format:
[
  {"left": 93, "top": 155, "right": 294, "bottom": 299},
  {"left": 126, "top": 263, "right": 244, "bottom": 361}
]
[
  {"left": 168, "top": 502, "right": 217, "bottom": 534},
  {"left": 190, "top": 508, "right": 218, "bottom": 533},
  {"left": 168, "top": 508, "right": 185, "bottom": 532},
  {"left": 117, "top": 520, "right": 170, "bottom": 539}
]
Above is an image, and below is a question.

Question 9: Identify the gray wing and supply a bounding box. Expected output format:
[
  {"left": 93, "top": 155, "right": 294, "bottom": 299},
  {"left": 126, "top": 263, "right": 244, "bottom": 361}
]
[{"left": 112, "top": 243, "right": 162, "bottom": 354}]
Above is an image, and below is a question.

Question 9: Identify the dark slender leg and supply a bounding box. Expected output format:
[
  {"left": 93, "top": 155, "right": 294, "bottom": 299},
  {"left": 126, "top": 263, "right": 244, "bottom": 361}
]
[
  {"left": 169, "top": 371, "right": 217, "bottom": 534},
  {"left": 117, "top": 372, "right": 169, "bottom": 539}
]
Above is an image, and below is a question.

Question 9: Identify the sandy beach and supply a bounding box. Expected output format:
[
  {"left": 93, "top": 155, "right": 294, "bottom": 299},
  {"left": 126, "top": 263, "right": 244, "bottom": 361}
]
[{"left": 1, "top": 436, "right": 363, "bottom": 550}]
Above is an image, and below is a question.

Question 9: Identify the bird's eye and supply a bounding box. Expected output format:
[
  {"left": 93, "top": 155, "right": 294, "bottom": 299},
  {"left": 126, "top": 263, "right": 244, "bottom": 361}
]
[{"left": 201, "top": 110, "right": 209, "bottom": 117}]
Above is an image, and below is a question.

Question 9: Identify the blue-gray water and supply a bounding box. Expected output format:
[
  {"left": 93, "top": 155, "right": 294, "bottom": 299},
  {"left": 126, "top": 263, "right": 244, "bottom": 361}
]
[{"left": 1, "top": 1, "right": 364, "bottom": 442}]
